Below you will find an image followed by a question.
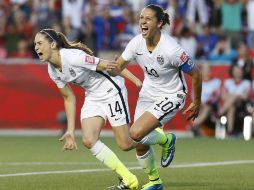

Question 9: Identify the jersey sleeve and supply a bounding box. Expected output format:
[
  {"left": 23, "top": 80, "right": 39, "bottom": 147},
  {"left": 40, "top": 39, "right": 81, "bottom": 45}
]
[
  {"left": 172, "top": 45, "right": 196, "bottom": 73},
  {"left": 48, "top": 64, "right": 67, "bottom": 88},
  {"left": 170, "top": 45, "right": 192, "bottom": 67},
  {"left": 64, "top": 49, "right": 100, "bottom": 71},
  {"left": 121, "top": 37, "right": 137, "bottom": 62}
]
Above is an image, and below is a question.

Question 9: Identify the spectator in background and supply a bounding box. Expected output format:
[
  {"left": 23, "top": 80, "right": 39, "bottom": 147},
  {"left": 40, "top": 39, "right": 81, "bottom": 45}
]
[
  {"left": 208, "top": 35, "right": 237, "bottom": 62},
  {"left": 206, "top": 0, "right": 222, "bottom": 29},
  {"left": 191, "top": 63, "right": 221, "bottom": 136},
  {"left": 220, "top": 0, "right": 243, "bottom": 49},
  {"left": 117, "top": 6, "right": 137, "bottom": 50},
  {"left": 126, "top": 0, "right": 146, "bottom": 12},
  {"left": 0, "top": 0, "right": 7, "bottom": 59},
  {"left": 246, "top": 0, "right": 254, "bottom": 60},
  {"left": 246, "top": 0, "right": 254, "bottom": 50},
  {"left": 232, "top": 42, "right": 253, "bottom": 81},
  {"left": 146, "top": 0, "right": 169, "bottom": 9},
  {"left": 61, "top": 16, "right": 79, "bottom": 42},
  {"left": 196, "top": 24, "right": 218, "bottom": 59},
  {"left": 108, "top": 0, "right": 127, "bottom": 49},
  {"left": 79, "top": 12, "right": 97, "bottom": 55},
  {"left": 218, "top": 64, "right": 252, "bottom": 135},
  {"left": 178, "top": 26, "right": 197, "bottom": 59},
  {"left": 8, "top": 38, "right": 33, "bottom": 58},
  {"left": 163, "top": 0, "right": 177, "bottom": 35},
  {"left": 62, "top": 0, "right": 84, "bottom": 30},
  {"left": 32, "top": 0, "right": 55, "bottom": 29},
  {"left": 51, "top": 21, "right": 62, "bottom": 33},
  {"left": 3, "top": 23, "right": 22, "bottom": 54},
  {"left": 186, "top": 0, "right": 209, "bottom": 27},
  {"left": 177, "top": 0, "right": 188, "bottom": 19},
  {"left": 83, "top": 0, "right": 109, "bottom": 50},
  {"left": 0, "top": 1, "right": 8, "bottom": 38}
]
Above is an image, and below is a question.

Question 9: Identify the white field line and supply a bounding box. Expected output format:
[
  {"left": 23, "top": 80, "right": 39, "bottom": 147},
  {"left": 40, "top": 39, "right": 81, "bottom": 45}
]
[{"left": 0, "top": 160, "right": 254, "bottom": 178}]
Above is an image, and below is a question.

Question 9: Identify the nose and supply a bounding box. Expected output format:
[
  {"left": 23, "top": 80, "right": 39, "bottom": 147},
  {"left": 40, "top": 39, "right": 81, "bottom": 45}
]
[
  {"left": 34, "top": 44, "right": 38, "bottom": 51},
  {"left": 140, "top": 18, "right": 145, "bottom": 25}
]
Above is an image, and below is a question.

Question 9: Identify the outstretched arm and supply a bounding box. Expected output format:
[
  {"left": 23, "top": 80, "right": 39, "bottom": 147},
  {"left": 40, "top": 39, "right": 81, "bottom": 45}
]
[
  {"left": 58, "top": 84, "right": 77, "bottom": 150},
  {"left": 120, "top": 69, "right": 142, "bottom": 89},
  {"left": 96, "top": 59, "right": 117, "bottom": 72},
  {"left": 108, "top": 56, "right": 130, "bottom": 76},
  {"left": 183, "top": 66, "right": 202, "bottom": 121}
]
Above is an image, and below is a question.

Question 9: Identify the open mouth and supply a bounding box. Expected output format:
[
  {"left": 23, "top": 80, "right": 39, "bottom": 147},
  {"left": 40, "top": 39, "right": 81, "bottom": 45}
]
[
  {"left": 37, "top": 52, "right": 43, "bottom": 58},
  {"left": 141, "top": 26, "right": 148, "bottom": 35}
]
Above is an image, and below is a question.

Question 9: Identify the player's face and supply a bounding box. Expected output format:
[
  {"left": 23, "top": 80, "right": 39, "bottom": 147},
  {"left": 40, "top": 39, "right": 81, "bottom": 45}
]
[
  {"left": 139, "top": 8, "right": 162, "bottom": 39},
  {"left": 34, "top": 33, "right": 52, "bottom": 62}
]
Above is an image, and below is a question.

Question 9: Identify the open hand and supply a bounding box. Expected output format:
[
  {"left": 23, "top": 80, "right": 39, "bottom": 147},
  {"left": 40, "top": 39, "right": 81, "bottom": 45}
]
[
  {"left": 59, "top": 132, "right": 77, "bottom": 151},
  {"left": 183, "top": 102, "right": 200, "bottom": 121}
]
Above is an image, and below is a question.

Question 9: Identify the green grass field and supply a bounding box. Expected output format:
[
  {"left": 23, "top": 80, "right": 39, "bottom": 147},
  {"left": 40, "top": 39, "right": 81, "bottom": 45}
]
[{"left": 0, "top": 136, "right": 254, "bottom": 190}]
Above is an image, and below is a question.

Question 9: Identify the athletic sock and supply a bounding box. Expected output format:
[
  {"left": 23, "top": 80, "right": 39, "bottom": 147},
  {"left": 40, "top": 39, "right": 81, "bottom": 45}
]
[
  {"left": 136, "top": 146, "right": 161, "bottom": 182},
  {"left": 139, "top": 128, "right": 168, "bottom": 146},
  {"left": 90, "top": 140, "right": 134, "bottom": 181}
]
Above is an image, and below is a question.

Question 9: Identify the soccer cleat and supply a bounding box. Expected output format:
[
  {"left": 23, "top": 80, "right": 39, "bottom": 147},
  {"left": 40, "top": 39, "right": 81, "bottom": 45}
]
[
  {"left": 107, "top": 176, "right": 138, "bottom": 190},
  {"left": 161, "top": 133, "right": 176, "bottom": 167},
  {"left": 141, "top": 179, "right": 163, "bottom": 190}
]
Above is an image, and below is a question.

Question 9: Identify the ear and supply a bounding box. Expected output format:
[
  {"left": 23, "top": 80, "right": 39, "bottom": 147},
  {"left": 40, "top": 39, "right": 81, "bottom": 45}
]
[
  {"left": 51, "top": 41, "right": 57, "bottom": 49},
  {"left": 157, "top": 20, "right": 163, "bottom": 29}
]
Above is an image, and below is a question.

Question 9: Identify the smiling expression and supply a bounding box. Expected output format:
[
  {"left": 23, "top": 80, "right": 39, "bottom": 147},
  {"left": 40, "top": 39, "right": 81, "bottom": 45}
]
[{"left": 139, "top": 8, "right": 162, "bottom": 40}]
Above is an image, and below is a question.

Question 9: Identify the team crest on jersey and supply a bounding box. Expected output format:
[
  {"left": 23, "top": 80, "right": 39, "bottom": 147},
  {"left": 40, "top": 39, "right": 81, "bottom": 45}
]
[
  {"left": 69, "top": 68, "right": 76, "bottom": 77},
  {"left": 157, "top": 55, "right": 164, "bottom": 65}
]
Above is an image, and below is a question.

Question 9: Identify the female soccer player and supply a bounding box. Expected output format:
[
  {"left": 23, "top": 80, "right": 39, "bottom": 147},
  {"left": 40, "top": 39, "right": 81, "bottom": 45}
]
[
  {"left": 34, "top": 29, "right": 142, "bottom": 190},
  {"left": 111, "top": 4, "right": 202, "bottom": 190}
]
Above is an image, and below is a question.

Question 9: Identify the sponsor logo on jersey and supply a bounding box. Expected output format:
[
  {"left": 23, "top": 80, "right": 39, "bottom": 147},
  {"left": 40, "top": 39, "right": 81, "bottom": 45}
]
[
  {"left": 107, "top": 87, "right": 113, "bottom": 93},
  {"left": 180, "top": 52, "right": 188, "bottom": 63},
  {"left": 157, "top": 55, "right": 164, "bottom": 65},
  {"left": 85, "top": 55, "right": 95, "bottom": 64},
  {"left": 69, "top": 68, "right": 76, "bottom": 77}
]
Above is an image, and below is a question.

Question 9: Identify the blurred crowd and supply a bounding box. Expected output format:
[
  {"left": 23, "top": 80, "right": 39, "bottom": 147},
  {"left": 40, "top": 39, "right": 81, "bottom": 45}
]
[{"left": 0, "top": 0, "right": 254, "bottom": 60}]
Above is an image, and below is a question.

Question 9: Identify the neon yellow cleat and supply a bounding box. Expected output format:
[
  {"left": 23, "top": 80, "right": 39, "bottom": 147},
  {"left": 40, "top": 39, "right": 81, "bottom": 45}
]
[
  {"left": 141, "top": 179, "right": 163, "bottom": 190},
  {"left": 107, "top": 175, "right": 138, "bottom": 190}
]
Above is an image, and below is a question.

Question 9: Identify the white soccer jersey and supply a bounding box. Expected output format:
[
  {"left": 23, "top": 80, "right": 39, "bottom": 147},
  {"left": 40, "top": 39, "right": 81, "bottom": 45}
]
[
  {"left": 48, "top": 48, "right": 125, "bottom": 101},
  {"left": 122, "top": 32, "right": 189, "bottom": 97},
  {"left": 224, "top": 79, "right": 251, "bottom": 96},
  {"left": 201, "top": 78, "right": 221, "bottom": 104}
]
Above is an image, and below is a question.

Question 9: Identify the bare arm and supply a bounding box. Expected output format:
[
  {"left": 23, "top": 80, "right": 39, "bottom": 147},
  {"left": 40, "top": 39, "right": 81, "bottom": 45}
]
[
  {"left": 120, "top": 69, "right": 142, "bottom": 88},
  {"left": 183, "top": 66, "right": 202, "bottom": 121},
  {"left": 58, "top": 84, "right": 77, "bottom": 150},
  {"left": 96, "top": 59, "right": 117, "bottom": 72},
  {"left": 109, "top": 56, "right": 130, "bottom": 76}
]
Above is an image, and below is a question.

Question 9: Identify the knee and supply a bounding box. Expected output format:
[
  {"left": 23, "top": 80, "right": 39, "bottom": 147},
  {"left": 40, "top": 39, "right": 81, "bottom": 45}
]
[
  {"left": 82, "top": 137, "right": 96, "bottom": 149},
  {"left": 130, "top": 127, "right": 142, "bottom": 142},
  {"left": 117, "top": 142, "right": 133, "bottom": 151}
]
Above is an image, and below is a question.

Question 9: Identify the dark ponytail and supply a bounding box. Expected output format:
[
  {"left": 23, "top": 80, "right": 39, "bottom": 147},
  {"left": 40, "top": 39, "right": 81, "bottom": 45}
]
[
  {"left": 39, "top": 29, "right": 93, "bottom": 56},
  {"left": 146, "top": 4, "right": 170, "bottom": 27}
]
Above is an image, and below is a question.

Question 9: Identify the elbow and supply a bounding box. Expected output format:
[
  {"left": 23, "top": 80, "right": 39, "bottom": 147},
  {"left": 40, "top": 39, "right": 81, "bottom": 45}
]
[{"left": 63, "top": 93, "right": 76, "bottom": 103}]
